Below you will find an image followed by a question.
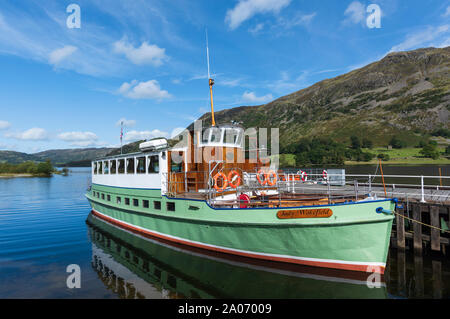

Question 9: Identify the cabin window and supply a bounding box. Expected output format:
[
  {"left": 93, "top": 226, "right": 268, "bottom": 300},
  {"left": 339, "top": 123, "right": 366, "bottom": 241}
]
[
  {"left": 110, "top": 160, "right": 117, "bottom": 174},
  {"left": 133, "top": 199, "right": 139, "bottom": 207},
  {"left": 127, "top": 158, "right": 135, "bottom": 174},
  {"left": 167, "top": 202, "right": 175, "bottom": 212},
  {"left": 93, "top": 162, "right": 97, "bottom": 175},
  {"left": 96, "top": 192, "right": 100, "bottom": 198},
  {"left": 125, "top": 198, "right": 130, "bottom": 205},
  {"left": 170, "top": 152, "right": 183, "bottom": 173},
  {"left": 116, "top": 197, "right": 121, "bottom": 204},
  {"left": 118, "top": 159, "right": 125, "bottom": 174},
  {"left": 107, "top": 195, "right": 111, "bottom": 201},
  {"left": 98, "top": 161, "right": 103, "bottom": 174},
  {"left": 148, "top": 155, "right": 159, "bottom": 173},
  {"left": 101, "top": 193, "right": 105, "bottom": 200},
  {"left": 202, "top": 129, "right": 209, "bottom": 144},
  {"left": 154, "top": 201, "right": 161, "bottom": 210},
  {"left": 136, "top": 157, "right": 146, "bottom": 174},
  {"left": 143, "top": 200, "right": 149, "bottom": 208},
  {"left": 103, "top": 161, "right": 109, "bottom": 174},
  {"left": 209, "top": 127, "right": 222, "bottom": 143},
  {"left": 224, "top": 128, "right": 241, "bottom": 145}
]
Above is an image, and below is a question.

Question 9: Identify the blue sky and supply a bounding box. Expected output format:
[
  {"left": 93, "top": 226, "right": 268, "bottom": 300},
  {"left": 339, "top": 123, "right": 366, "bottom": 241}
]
[{"left": 0, "top": 0, "right": 449, "bottom": 153}]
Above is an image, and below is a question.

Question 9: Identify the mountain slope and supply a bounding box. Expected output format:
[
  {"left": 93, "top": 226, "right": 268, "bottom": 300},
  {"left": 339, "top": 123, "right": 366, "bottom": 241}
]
[
  {"left": 0, "top": 148, "right": 114, "bottom": 165},
  {"left": 197, "top": 47, "right": 450, "bottom": 150}
]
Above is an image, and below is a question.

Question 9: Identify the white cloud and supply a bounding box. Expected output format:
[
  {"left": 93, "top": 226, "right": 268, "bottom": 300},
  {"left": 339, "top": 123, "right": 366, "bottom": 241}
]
[
  {"left": 49, "top": 45, "right": 78, "bottom": 65},
  {"left": 343, "top": 1, "right": 365, "bottom": 25},
  {"left": 57, "top": 131, "right": 98, "bottom": 142},
  {"left": 389, "top": 24, "right": 450, "bottom": 53},
  {"left": 118, "top": 80, "right": 172, "bottom": 100},
  {"left": 225, "top": 0, "right": 291, "bottom": 30},
  {"left": 0, "top": 120, "right": 11, "bottom": 130},
  {"left": 124, "top": 129, "right": 169, "bottom": 142},
  {"left": 5, "top": 128, "right": 48, "bottom": 141},
  {"left": 242, "top": 91, "right": 273, "bottom": 104},
  {"left": 116, "top": 118, "right": 136, "bottom": 128},
  {"left": 444, "top": 6, "right": 450, "bottom": 17},
  {"left": 113, "top": 38, "right": 167, "bottom": 66},
  {"left": 249, "top": 23, "right": 264, "bottom": 34}
]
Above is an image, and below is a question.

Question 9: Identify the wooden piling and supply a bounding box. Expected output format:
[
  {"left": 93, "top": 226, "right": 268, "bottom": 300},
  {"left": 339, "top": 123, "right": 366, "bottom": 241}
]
[
  {"left": 430, "top": 206, "right": 440, "bottom": 252},
  {"left": 432, "top": 260, "right": 442, "bottom": 299},
  {"left": 413, "top": 204, "right": 422, "bottom": 252},
  {"left": 396, "top": 207, "right": 406, "bottom": 250}
]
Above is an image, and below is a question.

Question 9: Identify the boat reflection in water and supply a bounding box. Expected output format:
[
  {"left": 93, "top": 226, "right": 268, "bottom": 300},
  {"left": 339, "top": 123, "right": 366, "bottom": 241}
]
[{"left": 86, "top": 213, "right": 388, "bottom": 299}]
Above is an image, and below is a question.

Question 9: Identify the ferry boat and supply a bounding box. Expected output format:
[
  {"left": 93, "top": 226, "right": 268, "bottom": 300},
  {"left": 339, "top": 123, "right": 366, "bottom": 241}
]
[{"left": 86, "top": 60, "right": 395, "bottom": 274}]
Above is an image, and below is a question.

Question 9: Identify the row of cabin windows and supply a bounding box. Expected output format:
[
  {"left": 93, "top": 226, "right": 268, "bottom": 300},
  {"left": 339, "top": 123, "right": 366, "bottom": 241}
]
[
  {"left": 93, "top": 155, "right": 159, "bottom": 175},
  {"left": 92, "top": 191, "right": 174, "bottom": 211}
]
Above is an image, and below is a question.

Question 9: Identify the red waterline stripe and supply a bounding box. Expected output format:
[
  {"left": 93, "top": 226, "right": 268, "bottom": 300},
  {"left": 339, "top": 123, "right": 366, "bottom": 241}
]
[{"left": 91, "top": 209, "right": 385, "bottom": 274}]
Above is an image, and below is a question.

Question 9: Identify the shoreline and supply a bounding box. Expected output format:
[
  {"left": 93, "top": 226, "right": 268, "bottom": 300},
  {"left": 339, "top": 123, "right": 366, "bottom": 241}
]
[{"left": 0, "top": 173, "right": 52, "bottom": 178}]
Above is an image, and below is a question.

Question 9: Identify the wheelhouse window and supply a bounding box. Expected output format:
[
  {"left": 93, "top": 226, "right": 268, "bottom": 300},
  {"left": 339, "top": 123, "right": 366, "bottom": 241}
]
[
  {"left": 118, "top": 159, "right": 125, "bottom": 174},
  {"left": 126, "top": 158, "right": 135, "bottom": 174},
  {"left": 110, "top": 160, "right": 117, "bottom": 174},
  {"left": 209, "top": 127, "right": 222, "bottom": 143},
  {"left": 170, "top": 152, "right": 183, "bottom": 173},
  {"left": 224, "top": 128, "right": 242, "bottom": 146},
  {"left": 136, "top": 157, "right": 146, "bottom": 174},
  {"left": 148, "top": 155, "right": 159, "bottom": 173},
  {"left": 103, "top": 161, "right": 109, "bottom": 174},
  {"left": 93, "top": 162, "right": 97, "bottom": 175}
]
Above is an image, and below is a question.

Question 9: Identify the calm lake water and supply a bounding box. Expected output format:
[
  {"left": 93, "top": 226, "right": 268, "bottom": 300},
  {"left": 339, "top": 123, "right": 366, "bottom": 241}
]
[{"left": 0, "top": 166, "right": 449, "bottom": 299}]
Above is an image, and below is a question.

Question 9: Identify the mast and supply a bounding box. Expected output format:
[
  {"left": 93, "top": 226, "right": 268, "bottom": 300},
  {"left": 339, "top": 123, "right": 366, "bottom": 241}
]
[{"left": 206, "top": 30, "right": 216, "bottom": 127}]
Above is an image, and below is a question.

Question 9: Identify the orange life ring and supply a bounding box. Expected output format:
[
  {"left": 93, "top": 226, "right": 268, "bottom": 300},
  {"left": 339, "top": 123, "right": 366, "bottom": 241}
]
[
  {"left": 213, "top": 172, "right": 228, "bottom": 192},
  {"left": 256, "top": 169, "right": 267, "bottom": 185},
  {"left": 266, "top": 170, "right": 277, "bottom": 186},
  {"left": 227, "top": 170, "right": 241, "bottom": 188}
]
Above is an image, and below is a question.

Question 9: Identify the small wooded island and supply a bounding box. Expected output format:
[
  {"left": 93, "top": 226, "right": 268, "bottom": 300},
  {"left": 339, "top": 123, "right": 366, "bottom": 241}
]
[{"left": 0, "top": 160, "right": 68, "bottom": 178}]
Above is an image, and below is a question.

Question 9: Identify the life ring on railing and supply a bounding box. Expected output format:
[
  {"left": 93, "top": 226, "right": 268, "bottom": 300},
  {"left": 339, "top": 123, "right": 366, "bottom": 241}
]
[
  {"left": 266, "top": 170, "right": 277, "bottom": 186},
  {"left": 256, "top": 169, "right": 267, "bottom": 185},
  {"left": 300, "top": 170, "right": 308, "bottom": 182},
  {"left": 228, "top": 170, "right": 241, "bottom": 188},
  {"left": 213, "top": 172, "right": 228, "bottom": 192},
  {"left": 322, "top": 170, "right": 328, "bottom": 180}
]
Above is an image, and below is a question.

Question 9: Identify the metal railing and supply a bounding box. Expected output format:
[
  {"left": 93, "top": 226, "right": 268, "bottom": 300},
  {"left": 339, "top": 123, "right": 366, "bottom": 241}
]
[{"left": 164, "top": 169, "right": 450, "bottom": 206}]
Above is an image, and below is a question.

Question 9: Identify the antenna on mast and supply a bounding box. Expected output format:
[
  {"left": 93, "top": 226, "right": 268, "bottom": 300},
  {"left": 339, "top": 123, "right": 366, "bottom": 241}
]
[{"left": 206, "top": 29, "right": 216, "bottom": 127}]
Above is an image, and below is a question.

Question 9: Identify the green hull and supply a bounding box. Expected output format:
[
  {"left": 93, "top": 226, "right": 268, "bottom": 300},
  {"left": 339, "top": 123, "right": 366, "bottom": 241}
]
[
  {"left": 87, "top": 214, "right": 388, "bottom": 298},
  {"left": 87, "top": 184, "right": 394, "bottom": 273}
]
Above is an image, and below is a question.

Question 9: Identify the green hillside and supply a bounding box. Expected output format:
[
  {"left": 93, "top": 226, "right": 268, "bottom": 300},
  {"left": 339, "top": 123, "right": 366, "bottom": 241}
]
[{"left": 197, "top": 47, "right": 450, "bottom": 152}]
